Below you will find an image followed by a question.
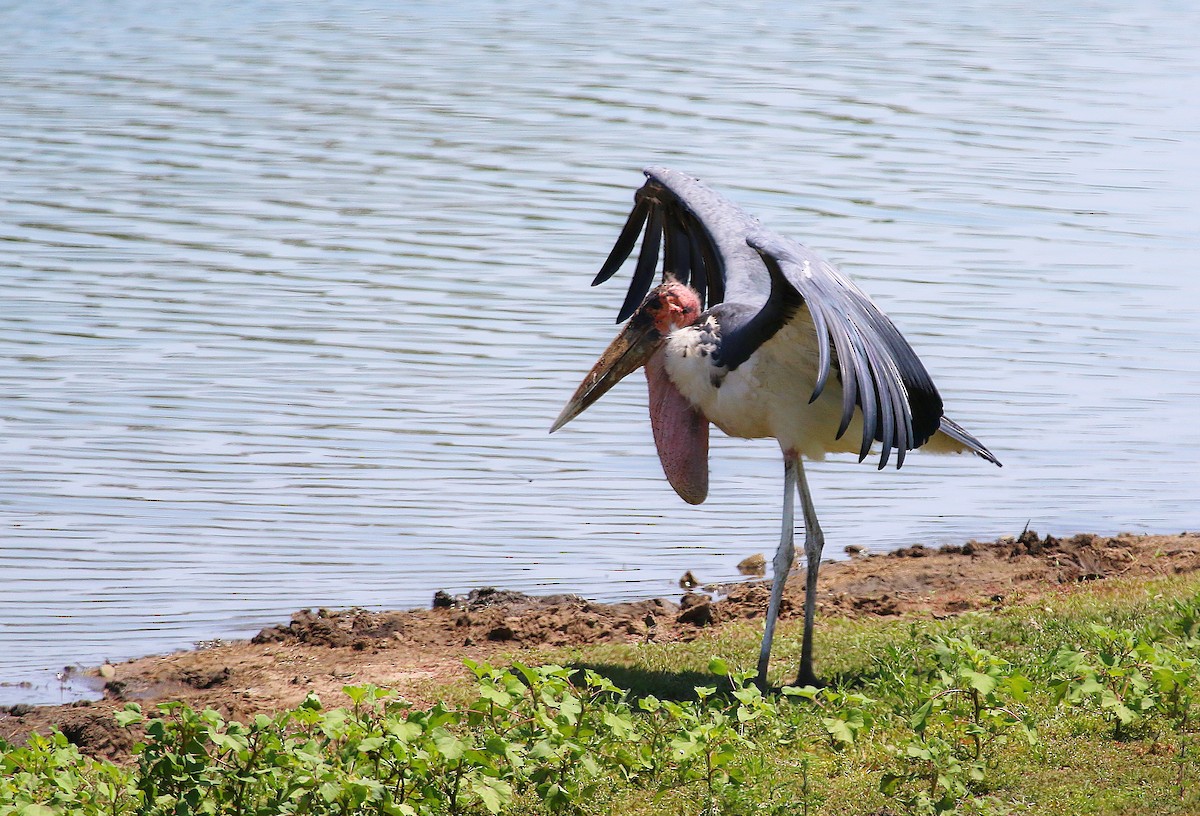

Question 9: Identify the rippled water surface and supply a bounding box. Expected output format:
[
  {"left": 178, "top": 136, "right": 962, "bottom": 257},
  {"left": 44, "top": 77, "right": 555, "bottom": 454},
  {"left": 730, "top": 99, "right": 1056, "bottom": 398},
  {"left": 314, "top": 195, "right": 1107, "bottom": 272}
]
[{"left": 2, "top": 0, "right": 1198, "bottom": 703}]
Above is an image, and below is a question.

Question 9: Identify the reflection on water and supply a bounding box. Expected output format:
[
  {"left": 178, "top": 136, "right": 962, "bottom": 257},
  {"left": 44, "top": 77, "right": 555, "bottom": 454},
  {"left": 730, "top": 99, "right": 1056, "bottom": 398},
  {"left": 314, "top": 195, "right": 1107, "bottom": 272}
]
[{"left": 2, "top": 0, "right": 1198, "bottom": 703}]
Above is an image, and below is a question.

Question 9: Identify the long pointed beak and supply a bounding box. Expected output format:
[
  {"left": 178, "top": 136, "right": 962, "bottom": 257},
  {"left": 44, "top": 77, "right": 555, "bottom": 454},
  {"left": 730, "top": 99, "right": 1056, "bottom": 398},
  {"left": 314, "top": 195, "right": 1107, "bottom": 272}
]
[{"left": 550, "top": 317, "right": 660, "bottom": 433}]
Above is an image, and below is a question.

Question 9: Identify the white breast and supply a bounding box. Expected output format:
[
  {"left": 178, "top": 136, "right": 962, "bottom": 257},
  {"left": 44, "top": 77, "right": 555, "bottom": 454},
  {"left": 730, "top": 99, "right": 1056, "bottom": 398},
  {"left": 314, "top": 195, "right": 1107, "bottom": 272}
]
[{"left": 662, "top": 313, "right": 866, "bottom": 460}]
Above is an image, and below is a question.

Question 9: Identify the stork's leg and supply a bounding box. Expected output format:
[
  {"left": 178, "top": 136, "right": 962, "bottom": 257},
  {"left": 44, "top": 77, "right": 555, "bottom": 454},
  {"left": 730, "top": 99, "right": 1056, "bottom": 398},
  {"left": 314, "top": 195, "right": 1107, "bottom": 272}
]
[
  {"left": 794, "top": 455, "right": 825, "bottom": 688},
  {"left": 756, "top": 452, "right": 797, "bottom": 690}
]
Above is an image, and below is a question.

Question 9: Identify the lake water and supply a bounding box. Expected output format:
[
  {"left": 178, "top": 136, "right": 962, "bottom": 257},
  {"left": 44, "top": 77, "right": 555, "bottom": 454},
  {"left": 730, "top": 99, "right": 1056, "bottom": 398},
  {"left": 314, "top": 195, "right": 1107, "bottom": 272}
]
[{"left": 2, "top": 0, "right": 1198, "bottom": 705}]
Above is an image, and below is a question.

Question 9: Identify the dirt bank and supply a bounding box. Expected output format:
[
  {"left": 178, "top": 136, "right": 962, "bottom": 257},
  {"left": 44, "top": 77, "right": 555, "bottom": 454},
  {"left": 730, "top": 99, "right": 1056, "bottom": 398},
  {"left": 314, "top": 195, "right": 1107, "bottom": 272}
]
[{"left": 3, "top": 530, "right": 1198, "bottom": 759}]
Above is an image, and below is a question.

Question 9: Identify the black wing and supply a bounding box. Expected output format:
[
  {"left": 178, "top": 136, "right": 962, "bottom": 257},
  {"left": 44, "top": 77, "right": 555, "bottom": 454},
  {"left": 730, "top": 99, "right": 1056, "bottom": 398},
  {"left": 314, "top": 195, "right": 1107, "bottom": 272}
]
[{"left": 593, "top": 166, "right": 770, "bottom": 321}]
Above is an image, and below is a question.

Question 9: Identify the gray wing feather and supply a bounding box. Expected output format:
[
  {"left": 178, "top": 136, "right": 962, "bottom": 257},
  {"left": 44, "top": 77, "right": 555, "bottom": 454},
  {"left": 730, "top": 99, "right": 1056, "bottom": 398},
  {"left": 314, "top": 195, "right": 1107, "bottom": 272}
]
[{"left": 747, "top": 231, "right": 944, "bottom": 470}]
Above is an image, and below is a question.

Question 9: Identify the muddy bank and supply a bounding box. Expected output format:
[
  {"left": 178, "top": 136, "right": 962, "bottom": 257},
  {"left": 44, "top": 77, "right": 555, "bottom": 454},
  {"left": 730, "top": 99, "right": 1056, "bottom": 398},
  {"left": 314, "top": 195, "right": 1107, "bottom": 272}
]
[{"left": 3, "top": 530, "right": 1198, "bottom": 758}]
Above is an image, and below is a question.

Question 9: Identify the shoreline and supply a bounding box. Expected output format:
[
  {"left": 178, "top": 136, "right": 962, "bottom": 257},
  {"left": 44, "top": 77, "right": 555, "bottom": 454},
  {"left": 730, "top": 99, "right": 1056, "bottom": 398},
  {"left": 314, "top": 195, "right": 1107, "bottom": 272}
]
[{"left": 2, "top": 529, "right": 1198, "bottom": 758}]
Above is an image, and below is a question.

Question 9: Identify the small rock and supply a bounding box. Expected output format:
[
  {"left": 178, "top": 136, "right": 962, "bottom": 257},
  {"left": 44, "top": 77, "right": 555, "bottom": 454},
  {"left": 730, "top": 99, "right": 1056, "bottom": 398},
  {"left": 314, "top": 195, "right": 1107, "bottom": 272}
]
[
  {"left": 98, "top": 664, "right": 116, "bottom": 680},
  {"left": 432, "top": 590, "right": 455, "bottom": 608},
  {"left": 679, "top": 570, "right": 700, "bottom": 589},
  {"left": 844, "top": 544, "right": 866, "bottom": 558},
  {"left": 736, "top": 554, "right": 766, "bottom": 576},
  {"left": 677, "top": 596, "right": 714, "bottom": 627}
]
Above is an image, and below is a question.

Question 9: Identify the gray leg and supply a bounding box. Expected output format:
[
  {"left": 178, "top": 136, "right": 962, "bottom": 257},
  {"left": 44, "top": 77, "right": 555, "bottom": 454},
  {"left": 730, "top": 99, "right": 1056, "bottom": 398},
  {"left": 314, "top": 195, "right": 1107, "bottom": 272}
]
[
  {"left": 756, "top": 453, "right": 797, "bottom": 689},
  {"left": 795, "top": 456, "right": 825, "bottom": 687}
]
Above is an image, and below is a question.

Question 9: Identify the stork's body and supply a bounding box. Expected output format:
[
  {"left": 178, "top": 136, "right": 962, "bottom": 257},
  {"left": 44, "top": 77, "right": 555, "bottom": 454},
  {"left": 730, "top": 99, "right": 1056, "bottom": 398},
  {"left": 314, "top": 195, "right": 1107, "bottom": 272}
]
[
  {"left": 667, "top": 314, "right": 845, "bottom": 453},
  {"left": 552, "top": 167, "right": 999, "bottom": 687}
]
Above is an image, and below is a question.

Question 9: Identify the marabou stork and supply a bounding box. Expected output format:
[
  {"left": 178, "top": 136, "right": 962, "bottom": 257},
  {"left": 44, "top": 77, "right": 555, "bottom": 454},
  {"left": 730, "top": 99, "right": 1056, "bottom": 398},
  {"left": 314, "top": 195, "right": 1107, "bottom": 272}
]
[{"left": 550, "top": 167, "right": 1000, "bottom": 688}]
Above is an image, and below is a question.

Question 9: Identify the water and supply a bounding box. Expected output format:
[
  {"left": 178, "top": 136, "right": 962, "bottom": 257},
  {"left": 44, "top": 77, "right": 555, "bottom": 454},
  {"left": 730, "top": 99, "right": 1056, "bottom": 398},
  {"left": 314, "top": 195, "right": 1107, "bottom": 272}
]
[{"left": 2, "top": 0, "right": 1198, "bottom": 705}]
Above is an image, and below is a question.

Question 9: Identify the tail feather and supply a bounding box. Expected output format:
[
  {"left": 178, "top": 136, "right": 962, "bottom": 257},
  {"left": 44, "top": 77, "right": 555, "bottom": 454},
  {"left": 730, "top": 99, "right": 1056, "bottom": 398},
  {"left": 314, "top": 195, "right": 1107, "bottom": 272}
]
[{"left": 931, "top": 416, "right": 1002, "bottom": 467}]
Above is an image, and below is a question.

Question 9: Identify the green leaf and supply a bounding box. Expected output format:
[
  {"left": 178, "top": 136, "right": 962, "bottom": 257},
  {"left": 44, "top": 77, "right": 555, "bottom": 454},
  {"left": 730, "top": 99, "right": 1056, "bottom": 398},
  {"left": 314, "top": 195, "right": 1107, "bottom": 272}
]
[
  {"left": 602, "top": 710, "right": 635, "bottom": 739},
  {"left": 965, "top": 671, "right": 998, "bottom": 696},
  {"left": 558, "top": 693, "right": 582, "bottom": 725},
  {"left": 471, "top": 776, "right": 511, "bottom": 814},
  {"left": 911, "top": 700, "right": 933, "bottom": 732},
  {"left": 549, "top": 781, "right": 574, "bottom": 808},
  {"left": 906, "top": 744, "right": 933, "bottom": 760},
  {"left": 708, "top": 658, "right": 730, "bottom": 676},
  {"left": 320, "top": 708, "right": 349, "bottom": 737},
  {"left": 1004, "top": 673, "right": 1033, "bottom": 702},
  {"left": 357, "top": 736, "right": 385, "bottom": 753},
  {"left": 478, "top": 684, "right": 511, "bottom": 706},
  {"left": 822, "top": 717, "right": 855, "bottom": 745},
  {"left": 432, "top": 727, "right": 465, "bottom": 761},
  {"left": 318, "top": 781, "right": 340, "bottom": 803},
  {"left": 732, "top": 686, "right": 761, "bottom": 705},
  {"left": 638, "top": 695, "right": 661, "bottom": 713},
  {"left": 343, "top": 685, "right": 370, "bottom": 705},
  {"left": 114, "top": 706, "right": 143, "bottom": 727}
]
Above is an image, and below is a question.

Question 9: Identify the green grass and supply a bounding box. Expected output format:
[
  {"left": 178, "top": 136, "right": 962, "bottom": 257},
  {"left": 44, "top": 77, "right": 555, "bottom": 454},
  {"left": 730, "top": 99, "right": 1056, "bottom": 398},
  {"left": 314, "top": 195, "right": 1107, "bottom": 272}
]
[{"left": 5, "top": 573, "right": 1200, "bottom": 815}]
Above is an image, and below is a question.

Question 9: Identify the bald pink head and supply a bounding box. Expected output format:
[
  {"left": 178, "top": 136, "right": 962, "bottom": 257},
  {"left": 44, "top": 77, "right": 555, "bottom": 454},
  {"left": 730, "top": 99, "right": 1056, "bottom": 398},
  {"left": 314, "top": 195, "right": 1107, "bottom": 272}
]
[{"left": 640, "top": 281, "right": 703, "bottom": 336}]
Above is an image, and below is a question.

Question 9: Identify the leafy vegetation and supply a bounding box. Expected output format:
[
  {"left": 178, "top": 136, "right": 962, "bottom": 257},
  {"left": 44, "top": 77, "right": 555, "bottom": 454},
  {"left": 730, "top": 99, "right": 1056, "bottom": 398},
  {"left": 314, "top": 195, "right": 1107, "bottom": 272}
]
[{"left": 4, "top": 575, "right": 1200, "bottom": 815}]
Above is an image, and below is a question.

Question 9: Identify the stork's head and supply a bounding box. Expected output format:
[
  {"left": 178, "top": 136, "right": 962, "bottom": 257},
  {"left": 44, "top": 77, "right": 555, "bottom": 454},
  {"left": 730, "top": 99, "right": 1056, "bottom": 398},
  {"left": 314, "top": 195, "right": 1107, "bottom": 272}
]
[
  {"left": 639, "top": 279, "right": 705, "bottom": 335},
  {"left": 550, "top": 281, "right": 701, "bottom": 432}
]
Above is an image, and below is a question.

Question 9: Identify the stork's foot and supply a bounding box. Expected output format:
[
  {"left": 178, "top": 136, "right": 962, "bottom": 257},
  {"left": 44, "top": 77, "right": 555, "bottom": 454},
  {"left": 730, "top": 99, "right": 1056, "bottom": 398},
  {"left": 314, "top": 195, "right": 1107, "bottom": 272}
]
[{"left": 794, "top": 667, "right": 824, "bottom": 689}]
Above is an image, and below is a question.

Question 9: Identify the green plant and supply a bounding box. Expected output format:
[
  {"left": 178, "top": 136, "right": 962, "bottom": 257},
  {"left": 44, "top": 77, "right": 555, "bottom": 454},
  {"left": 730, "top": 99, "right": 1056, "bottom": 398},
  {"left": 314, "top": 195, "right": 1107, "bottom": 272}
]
[
  {"left": 9, "top": 578, "right": 1200, "bottom": 815},
  {"left": 1050, "top": 623, "right": 1199, "bottom": 740},
  {"left": 0, "top": 730, "right": 137, "bottom": 816},
  {"left": 880, "top": 635, "right": 1036, "bottom": 814}
]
